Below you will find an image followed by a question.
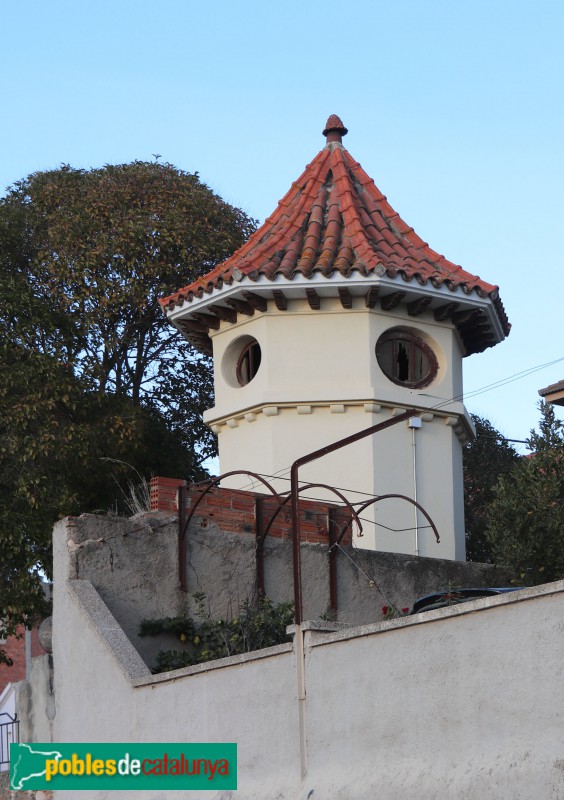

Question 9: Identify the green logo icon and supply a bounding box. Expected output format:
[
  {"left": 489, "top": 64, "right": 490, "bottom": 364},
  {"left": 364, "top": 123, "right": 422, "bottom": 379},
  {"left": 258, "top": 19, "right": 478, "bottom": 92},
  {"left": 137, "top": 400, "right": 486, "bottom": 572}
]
[{"left": 10, "top": 742, "right": 237, "bottom": 790}]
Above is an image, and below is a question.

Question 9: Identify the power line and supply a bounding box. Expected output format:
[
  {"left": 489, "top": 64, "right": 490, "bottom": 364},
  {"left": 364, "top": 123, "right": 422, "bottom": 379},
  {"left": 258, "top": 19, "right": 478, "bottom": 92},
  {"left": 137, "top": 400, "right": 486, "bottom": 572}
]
[{"left": 223, "top": 354, "right": 564, "bottom": 494}]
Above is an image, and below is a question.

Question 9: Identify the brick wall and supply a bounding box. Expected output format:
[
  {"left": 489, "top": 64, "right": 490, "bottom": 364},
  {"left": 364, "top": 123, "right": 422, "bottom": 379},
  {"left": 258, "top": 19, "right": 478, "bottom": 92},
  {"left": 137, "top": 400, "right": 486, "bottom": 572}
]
[
  {"left": 149, "top": 476, "right": 352, "bottom": 546},
  {"left": 0, "top": 628, "right": 45, "bottom": 695}
]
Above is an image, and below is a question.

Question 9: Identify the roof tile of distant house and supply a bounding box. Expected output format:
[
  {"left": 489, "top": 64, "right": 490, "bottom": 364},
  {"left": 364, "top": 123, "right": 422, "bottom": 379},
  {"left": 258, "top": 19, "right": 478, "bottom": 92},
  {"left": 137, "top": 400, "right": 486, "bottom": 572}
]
[{"left": 539, "top": 379, "right": 564, "bottom": 406}]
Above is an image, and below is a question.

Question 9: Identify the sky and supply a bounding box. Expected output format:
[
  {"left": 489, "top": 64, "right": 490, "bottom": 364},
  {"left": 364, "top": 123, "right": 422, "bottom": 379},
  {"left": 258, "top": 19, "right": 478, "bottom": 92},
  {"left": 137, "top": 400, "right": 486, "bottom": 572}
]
[{"left": 1, "top": 0, "right": 563, "bottom": 452}]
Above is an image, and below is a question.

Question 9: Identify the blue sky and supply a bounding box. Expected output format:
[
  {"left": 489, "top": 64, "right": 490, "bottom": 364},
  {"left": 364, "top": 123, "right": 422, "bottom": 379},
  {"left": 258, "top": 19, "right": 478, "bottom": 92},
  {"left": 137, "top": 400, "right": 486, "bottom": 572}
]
[{"left": 2, "top": 0, "right": 563, "bottom": 450}]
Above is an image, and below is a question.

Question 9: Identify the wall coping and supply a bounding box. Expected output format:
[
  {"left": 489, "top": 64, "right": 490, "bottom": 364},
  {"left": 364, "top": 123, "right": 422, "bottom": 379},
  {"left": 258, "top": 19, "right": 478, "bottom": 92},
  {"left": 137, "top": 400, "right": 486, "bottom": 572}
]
[
  {"left": 300, "top": 579, "right": 564, "bottom": 648},
  {"left": 69, "top": 580, "right": 151, "bottom": 681},
  {"left": 131, "top": 642, "right": 294, "bottom": 689},
  {"left": 69, "top": 575, "right": 564, "bottom": 692}
]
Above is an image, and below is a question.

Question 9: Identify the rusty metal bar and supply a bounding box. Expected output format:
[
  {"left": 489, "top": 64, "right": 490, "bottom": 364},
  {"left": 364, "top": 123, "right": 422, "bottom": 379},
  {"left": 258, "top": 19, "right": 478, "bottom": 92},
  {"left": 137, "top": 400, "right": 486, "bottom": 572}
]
[
  {"left": 259, "top": 482, "right": 361, "bottom": 547},
  {"left": 255, "top": 496, "right": 266, "bottom": 599},
  {"left": 181, "top": 470, "right": 283, "bottom": 541},
  {"left": 178, "top": 470, "right": 284, "bottom": 593},
  {"left": 290, "top": 409, "right": 418, "bottom": 624},
  {"left": 353, "top": 493, "right": 440, "bottom": 545},
  {"left": 178, "top": 483, "right": 187, "bottom": 591},
  {"left": 328, "top": 507, "right": 339, "bottom": 613}
]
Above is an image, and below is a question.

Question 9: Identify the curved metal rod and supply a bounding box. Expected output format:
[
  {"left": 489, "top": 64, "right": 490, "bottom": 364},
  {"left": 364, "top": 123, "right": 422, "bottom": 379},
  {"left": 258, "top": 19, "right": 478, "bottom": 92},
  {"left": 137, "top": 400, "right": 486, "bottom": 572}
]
[
  {"left": 348, "top": 493, "right": 440, "bottom": 546},
  {"left": 259, "top": 482, "right": 363, "bottom": 548},
  {"left": 181, "top": 470, "right": 284, "bottom": 541}
]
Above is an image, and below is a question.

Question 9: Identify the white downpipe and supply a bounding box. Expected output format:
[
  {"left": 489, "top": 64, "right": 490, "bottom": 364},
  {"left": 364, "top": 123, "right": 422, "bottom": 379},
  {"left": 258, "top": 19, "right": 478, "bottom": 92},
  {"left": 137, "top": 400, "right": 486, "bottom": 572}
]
[
  {"left": 295, "top": 624, "right": 308, "bottom": 778},
  {"left": 410, "top": 421, "right": 420, "bottom": 556}
]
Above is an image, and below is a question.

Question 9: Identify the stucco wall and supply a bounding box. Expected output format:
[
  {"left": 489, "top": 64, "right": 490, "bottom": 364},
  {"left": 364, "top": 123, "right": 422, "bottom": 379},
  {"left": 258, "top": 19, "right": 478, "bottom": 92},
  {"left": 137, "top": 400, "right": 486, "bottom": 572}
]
[
  {"left": 45, "top": 559, "right": 564, "bottom": 800},
  {"left": 15, "top": 654, "right": 53, "bottom": 745},
  {"left": 56, "top": 513, "right": 507, "bottom": 669}
]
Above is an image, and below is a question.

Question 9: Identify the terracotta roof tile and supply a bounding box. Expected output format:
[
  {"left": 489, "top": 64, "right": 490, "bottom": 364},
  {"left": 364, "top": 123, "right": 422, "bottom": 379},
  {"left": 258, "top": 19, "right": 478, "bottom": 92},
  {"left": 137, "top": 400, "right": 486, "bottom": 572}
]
[{"left": 161, "top": 117, "right": 510, "bottom": 352}]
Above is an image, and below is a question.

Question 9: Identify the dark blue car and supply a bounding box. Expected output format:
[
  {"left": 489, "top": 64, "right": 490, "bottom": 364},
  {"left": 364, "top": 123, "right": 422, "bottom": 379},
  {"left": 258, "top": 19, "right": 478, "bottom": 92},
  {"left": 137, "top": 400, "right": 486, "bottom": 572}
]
[{"left": 410, "top": 587, "right": 523, "bottom": 614}]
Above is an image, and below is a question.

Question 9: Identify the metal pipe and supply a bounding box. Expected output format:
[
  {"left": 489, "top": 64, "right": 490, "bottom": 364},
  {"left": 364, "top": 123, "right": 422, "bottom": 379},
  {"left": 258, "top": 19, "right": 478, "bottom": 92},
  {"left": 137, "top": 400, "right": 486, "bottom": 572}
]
[
  {"left": 412, "top": 425, "right": 419, "bottom": 556},
  {"left": 261, "top": 482, "right": 362, "bottom": 545},
  {"left": 177, "top": 470, "right": 284, "bottom": 592},
  {"left": 354, "top": 493, "right": 440, "bottom": 545},
  {"left": 255, "top": 497, "right": 265, "bottom": 598},
  {"left": 178, "top": 483, "right": 187, "bottom": 590},
  {"left": 290, "top": 408, "right": 418, "bottom": 623},
  {"left": 328, "top": 508, "right": 339, "bottom": 612}
]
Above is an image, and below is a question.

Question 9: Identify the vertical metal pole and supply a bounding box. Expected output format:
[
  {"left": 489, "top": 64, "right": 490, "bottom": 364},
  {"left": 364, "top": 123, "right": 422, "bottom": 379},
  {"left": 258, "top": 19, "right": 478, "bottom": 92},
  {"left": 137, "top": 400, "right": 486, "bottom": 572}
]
[
  {"left": 328, "top": 507, "right": 339, "bottom": 613},
  {"left": 255, "top": 497, "right": 265, "bottom": 599},
  {"left": 290, "top": 466, "right": 307, "bottom": 774},
  {"left": 178, "top": 483, "right": 187, "bottom": 592},
  {"left": 290, "top": 463, "right": 304, "bottom": 624},
  {"left": 290, "top": 409, "right": 417, "bottom": 624}
]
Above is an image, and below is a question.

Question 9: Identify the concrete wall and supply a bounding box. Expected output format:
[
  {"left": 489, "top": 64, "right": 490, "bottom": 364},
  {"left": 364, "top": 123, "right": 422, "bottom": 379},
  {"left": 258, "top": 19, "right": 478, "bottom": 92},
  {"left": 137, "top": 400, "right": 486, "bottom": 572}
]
[
  {"left": 56, "top": 513, "right": 507, "bottom": 670},
  {"left": 15, "top": 655, "right": 54, "bottom": 746},
  {"left": 44, "top": 542, "right": 564, "bottom": 800}
]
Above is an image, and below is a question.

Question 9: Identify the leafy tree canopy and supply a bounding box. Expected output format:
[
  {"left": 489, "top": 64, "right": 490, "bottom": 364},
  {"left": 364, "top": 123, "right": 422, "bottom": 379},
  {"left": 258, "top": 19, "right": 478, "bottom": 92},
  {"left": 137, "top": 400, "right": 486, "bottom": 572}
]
[
  {"left": 0, "top": 162, "right": 256, "bottom": 661},
  {"left": 464, "top": 414, "right": 519, "bottom": 562},
  {"left": 485, "top": 401, "right": 564, "bottom": 585},
  {"left": 0, "top": 161, "right": 255, "bottom": 458}
]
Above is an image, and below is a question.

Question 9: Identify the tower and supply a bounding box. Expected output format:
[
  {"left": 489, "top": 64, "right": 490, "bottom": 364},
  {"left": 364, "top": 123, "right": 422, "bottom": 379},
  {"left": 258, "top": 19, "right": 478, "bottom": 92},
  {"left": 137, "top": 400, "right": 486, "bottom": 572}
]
[{"left": 161, "top": 116, "right": 510, "bottom": 560}]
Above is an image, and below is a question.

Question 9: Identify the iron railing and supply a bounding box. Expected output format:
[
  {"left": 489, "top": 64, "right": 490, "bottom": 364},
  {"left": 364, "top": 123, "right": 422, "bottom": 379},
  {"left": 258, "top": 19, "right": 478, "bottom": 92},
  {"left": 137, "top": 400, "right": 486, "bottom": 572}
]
[{"left": 0, "top": 712, "right": 19, "bottom": 770}]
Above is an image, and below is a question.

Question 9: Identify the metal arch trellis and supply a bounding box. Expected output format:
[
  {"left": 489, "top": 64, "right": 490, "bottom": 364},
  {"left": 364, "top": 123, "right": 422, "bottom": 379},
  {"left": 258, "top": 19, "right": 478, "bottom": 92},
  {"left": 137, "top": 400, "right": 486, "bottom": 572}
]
[
  {"left": 177, "top": 472, "right": 362, "bottom": 603},
  {"left": 288, "top": 408, "right": 435, "bottom": 623},
  {"left": 177, "top": 408, "right": 441, "bottom": 623},
  {"left": 258, "top": 482, "right": 363, "bottom": 546},
  {"left": 177, "top": 470, "right": 285, "bottom": 592},
  {"left": 256, "top": 482, "right": 363, "bottom": 611},
  {"left": 332, "top": 493, "right": 441, "bottom": 548}
]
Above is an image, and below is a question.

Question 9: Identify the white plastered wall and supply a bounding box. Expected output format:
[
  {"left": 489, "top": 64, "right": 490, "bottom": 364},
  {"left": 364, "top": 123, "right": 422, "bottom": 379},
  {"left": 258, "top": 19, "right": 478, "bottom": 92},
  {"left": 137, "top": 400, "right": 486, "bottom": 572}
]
[
  {"left": 203, "top": 297, "right": 469, "bottom": 560},
  {"left": 46, "top": 531, "right": 564, "bottom": 800}
]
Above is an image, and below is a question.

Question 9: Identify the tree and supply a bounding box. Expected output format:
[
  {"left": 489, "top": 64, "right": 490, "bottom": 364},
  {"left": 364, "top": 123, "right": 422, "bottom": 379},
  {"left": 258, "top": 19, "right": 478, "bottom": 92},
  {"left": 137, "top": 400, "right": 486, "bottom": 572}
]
[
  {"left": 0, "top": 161, "right": 255, "bottom": 461},
  {"left": 0, "top": 162, "right": 256, "bottom": 661},
  {"left": 0, "top": 342, "right": 209, "bottom": 663},
  {"left": 485, "top": 401, "right": 564, "bottom": 585},
  {"left": 463, "top": 415, "right": 519, "bottom": 562}
]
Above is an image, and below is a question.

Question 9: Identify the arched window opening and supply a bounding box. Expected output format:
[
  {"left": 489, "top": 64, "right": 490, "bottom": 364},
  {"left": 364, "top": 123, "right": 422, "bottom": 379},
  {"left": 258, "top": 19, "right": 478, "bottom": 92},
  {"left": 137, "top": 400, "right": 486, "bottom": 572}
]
[
  {"left": 236, "top": 340, "right": 262, "bottom": 386},
  {"left": 376, "top": 330, "right": 438, "bottom": 389}
]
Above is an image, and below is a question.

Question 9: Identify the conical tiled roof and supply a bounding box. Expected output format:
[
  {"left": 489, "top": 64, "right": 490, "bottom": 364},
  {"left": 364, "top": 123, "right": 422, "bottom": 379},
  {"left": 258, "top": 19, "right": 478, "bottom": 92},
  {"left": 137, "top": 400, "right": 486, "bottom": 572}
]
[{"left": 161, "top": 117, "right": 510, "bottom": 355}]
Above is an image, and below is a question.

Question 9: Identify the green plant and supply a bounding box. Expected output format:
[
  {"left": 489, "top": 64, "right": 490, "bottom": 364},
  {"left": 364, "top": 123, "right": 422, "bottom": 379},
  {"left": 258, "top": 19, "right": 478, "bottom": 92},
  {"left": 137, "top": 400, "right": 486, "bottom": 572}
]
[
  {"left": 381, "top": 605, "right": 409, "bottom": 620},
  {"left": 486, "top": 402, "right": 564, "bottom": 585},
  {"left": 140, "top": 596, "right": 295, "bottom": 673}
]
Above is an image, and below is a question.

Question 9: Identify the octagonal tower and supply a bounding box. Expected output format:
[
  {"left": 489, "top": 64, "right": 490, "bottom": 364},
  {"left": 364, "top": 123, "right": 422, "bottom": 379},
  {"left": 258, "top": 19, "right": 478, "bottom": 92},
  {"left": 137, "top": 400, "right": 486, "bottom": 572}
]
[{"left": 161, "top": 117, "right": 510, "bottom": 560}]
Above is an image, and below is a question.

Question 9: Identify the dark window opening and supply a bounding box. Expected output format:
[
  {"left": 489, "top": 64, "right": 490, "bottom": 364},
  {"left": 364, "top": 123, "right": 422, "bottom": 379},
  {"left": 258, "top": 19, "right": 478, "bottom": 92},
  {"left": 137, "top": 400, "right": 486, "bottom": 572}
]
[
  {"left": 376, "top": 330, "right": 437, "bottom": 389},
  {"left": 236, "top": 340, "right": 262, "bottom": 386}
]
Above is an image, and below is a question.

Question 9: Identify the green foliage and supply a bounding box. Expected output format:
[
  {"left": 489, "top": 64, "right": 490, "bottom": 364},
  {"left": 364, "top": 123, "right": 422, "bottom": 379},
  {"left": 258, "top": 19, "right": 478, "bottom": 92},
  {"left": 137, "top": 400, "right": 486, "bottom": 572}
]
[
  {"left": 0, "top": 162, "right": 256, "bottom": 656},
  {"left": 485, "top": 402, "right": 564, "bottom": 585},
  {"left": 464, "top": 414, "right": 519, "bottom": 562},
  {"left": 140, "top": 596, "right": 295, "bottom": 673},
  {"left": 0, "top": 161, "right": 255, "bottom": 461}
]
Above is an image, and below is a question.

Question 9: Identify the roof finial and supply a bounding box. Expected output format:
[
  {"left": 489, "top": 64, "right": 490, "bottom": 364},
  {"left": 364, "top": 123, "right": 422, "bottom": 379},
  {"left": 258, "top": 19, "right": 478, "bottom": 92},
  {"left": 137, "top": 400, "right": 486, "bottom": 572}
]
[{"left": 323, "top": 114, "right": 348, "bottom": 144}]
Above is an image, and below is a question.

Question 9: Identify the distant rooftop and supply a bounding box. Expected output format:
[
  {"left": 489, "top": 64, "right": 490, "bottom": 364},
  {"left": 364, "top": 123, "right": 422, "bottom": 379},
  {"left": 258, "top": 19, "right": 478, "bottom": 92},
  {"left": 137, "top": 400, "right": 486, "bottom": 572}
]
[{"left": 539, "top": 380, "right": 564, "bottom": 407}]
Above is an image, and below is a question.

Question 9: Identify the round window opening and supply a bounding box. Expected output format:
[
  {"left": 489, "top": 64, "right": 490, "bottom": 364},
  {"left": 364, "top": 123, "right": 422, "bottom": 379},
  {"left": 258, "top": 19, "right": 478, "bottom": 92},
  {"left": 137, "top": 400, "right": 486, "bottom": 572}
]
[
  {"left": 236, "top": 339, "right": 262, "bottom": 386},
  {"left": 376, "top": 329, "right": 438, "bottom": 389}
]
